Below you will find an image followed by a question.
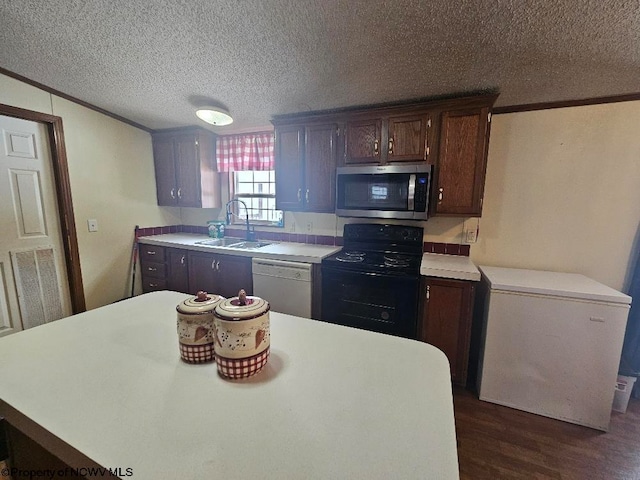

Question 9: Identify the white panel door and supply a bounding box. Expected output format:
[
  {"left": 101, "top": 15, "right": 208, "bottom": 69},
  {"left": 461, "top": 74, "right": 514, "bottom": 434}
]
[{"left": 0, "top": 115, "right": 72, "bottom": 336}]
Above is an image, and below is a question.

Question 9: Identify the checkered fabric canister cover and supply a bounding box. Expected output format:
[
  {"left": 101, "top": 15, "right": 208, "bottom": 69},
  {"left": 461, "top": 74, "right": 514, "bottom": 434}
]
[{"left": 213, "top": 289, "right": 270, "bottom": 379}]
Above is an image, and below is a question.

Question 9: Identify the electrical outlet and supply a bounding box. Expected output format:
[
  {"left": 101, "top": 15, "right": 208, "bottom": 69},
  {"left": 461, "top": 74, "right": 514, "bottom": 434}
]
[
  {"left": 465, "top": 228, "right": 477, "bottom": 243},
  {"left": 306, "top": 222, "right": 313, "bottom": 233},
  {"left": 87, "top": 219, "right": 98, "bottom": 232}
]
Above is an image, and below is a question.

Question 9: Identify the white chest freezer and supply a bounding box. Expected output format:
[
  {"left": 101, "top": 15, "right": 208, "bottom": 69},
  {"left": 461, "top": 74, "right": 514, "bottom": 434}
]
[{"left": 477, "top": 266, "right": 631, "bottom": 431}]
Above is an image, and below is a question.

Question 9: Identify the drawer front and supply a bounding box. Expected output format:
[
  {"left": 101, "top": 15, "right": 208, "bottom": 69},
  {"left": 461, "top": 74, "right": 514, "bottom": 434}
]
[
  {"left": 140, "top": 244, "right": 165, "bottom": 262},
  {"left": 141, "top": 261, "right": 166, "bottom": 279},
  {"left": 142, "top": 277, "right": 167, "bottom": 293}
]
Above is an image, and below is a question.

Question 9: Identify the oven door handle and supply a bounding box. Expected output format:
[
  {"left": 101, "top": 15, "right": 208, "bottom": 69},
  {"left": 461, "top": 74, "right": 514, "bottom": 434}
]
[
  {"left": 323, "top": 265, "right": 420, "bottom": 281},
  {"left": 408, "top": 174, "right": 416, "bottom": 211}
]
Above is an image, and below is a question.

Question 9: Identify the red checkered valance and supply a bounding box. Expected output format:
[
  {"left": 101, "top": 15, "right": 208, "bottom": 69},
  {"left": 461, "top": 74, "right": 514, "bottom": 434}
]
[{"left": 216, "top": 132, "right": 275, "bottom": 172}]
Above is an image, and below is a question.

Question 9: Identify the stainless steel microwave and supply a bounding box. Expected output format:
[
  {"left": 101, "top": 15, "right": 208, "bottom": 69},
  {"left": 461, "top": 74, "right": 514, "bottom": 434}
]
[{"left": 335, "top": 164, "right": 431, "bottom": 220}]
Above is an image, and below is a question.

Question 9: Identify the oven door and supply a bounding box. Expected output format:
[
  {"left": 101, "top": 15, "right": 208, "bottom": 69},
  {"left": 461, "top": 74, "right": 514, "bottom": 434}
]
[{"left": 321, "top": 266, "right": 420, "bottom": 339}]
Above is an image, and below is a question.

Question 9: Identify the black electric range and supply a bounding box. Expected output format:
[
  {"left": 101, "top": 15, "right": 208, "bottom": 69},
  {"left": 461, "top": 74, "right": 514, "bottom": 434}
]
[{"left": 321, "top": 224, "right": 423, "bottom": 338}]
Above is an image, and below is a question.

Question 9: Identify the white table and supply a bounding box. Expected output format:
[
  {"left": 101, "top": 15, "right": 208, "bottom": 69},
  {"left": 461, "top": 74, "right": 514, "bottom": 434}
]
[{"left": 0, "top": 291, "right": 459, "bottom": 479}]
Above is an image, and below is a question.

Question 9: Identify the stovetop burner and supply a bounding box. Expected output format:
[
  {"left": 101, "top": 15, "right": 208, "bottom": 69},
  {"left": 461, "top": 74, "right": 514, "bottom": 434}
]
[
  {"left": 336, "top": 255, "right": 364, "bottom": 263},
  {"left": 326, "top": 251, "right": 420, "bottom": 274},
  {"left": 383, "top": 254, "right": 411, "bottom": 268},
  {"left": 322, "top": 224, "right": 424, "bottom": 277},
  {"left": 384, "top": 254, "right": 411, "bottom": 262}
]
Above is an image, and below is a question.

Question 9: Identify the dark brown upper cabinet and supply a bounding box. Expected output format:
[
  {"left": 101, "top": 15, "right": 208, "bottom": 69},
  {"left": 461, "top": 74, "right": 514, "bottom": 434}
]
[
  {"left": 273, "top": 122, "right": 338, "bottom": 213},
  {"left": 387, "top": 114, "right": 432, "bottom": 163},
  {"left": 432, "top": 106, "right": 492, "bottom": 216},
  {"left": 272, "top": 92, "right": 498, "bottom": 217},
  {"left": 344, "top": 118, "right": 382, "bottom": 164},
  {"left": 152, "top": 127, "right": 221, "bottom": 208},
  {"left": 344, "top": 114, "right": 431, "bottom": 165},
  {"left": 305, "top": 124, "right": 338, "bottom": 212},
  {"left": 274, "top": 125, "right": 305, "bottom": 211}
]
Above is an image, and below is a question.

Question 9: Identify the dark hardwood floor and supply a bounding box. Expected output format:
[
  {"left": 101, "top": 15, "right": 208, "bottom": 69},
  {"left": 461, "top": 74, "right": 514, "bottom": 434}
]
[{"left": 454, "top": 387, "right": 640, "bottom": 479}]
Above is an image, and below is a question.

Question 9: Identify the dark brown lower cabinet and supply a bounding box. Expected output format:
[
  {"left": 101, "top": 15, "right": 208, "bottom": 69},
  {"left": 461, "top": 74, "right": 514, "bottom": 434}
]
[
  {"left": 187, "top": 251, "right": 252, "bottom": 299},
  {"left": 419, "top": 276, "right": 476, "bottom": 386},
  {"left": 139, "top": 243, "right": 253, "bottom": 298},
  {"left": 140, "top": 245, "right": 190, "bottom": 294},
  {"left": 166, "top": 248, "right": 189, "bottom": 293},
  {"left": 140, "top": 244, "right": 167, "bottom": 293}
]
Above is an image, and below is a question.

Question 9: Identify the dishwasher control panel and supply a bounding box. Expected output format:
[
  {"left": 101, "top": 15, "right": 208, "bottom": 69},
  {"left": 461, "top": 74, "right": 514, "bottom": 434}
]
[{"left": 252, "top": 258, "right": 312, "bottom": 282}]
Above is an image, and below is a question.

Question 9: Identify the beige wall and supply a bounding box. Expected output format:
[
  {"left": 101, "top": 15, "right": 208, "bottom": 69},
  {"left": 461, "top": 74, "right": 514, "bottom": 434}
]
[
  {"left": 5, "top": 70, "right": 636, "bottom": 304},
  {"left": 473, "top": 102, "right": 640, "bottom": 291},
  {"left": 181, "top": 183, "right": 473, "bottom": 242},
  {"left": 0, "top": 73, "right": 181, "bottom": 309},
  {"left": 185, "top": 101, "right": 640, "bottom": 293}
]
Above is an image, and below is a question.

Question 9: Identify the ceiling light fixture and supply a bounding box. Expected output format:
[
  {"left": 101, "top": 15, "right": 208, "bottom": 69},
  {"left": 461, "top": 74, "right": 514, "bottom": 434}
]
[{"left": 195, "top": 106, "right": 233, "bottom": 126}]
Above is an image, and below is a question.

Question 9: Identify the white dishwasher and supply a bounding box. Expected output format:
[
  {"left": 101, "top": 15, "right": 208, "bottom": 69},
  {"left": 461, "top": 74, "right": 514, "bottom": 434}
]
[{"left": 252, "top": 258, "right": 312, "bottom": 318}]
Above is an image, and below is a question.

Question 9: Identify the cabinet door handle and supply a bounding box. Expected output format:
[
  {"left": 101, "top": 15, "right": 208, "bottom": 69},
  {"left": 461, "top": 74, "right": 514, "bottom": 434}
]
[
  {"left": 180, "top": 255, "right": 185, "bottom": 265},
  {"left": 373, "top": 139, "right": 379, "bottom": 156},
  {"left": 211, "top": 259, "right": 216, "bottom": 270},
  {"left": 147, "top": 267, "right": 156, "bottom": 272},
  {"left": 426, "top": 285, "right": 430, "bottom": 300},
  {"left": 146, "top": 251, "right": 156, "bottom": 255},
  {"left": 149, "top": 283, "right": 158, "bottom": 288},
  {"left": 297, "top": 188, "right": 302, "bottom": 203},
  {"left": 438, "top": 188, "right": 444, "bottom": 203},
  {"left": 424, "top": 133, "right": 429, "bottom": 160},
  {"left": 216, "top": 261, "right": 220, "bottom": 271},
  {"left": 305, "top": 189, "right": 310, "bottom": 203},
  {"left": 388, "top": 137, "right": 394, "bottom": 155},
  {"left": 170, "top": 188, "right": 176, "bottom": 199},
  {"left": 177, "top": 188, "right": 182, "bottom": 199}
]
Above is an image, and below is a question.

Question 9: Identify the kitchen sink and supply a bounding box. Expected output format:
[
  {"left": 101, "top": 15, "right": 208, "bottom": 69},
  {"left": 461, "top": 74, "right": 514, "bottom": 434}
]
[
  {"left": 194, "top": 238, "right": 272, "bottom": 249},
  {"left": 227, "top": 241, "right": 272, "bottom": 249},
  {"left": 194, "top": 237, "right": 245, "bottom": 247}
]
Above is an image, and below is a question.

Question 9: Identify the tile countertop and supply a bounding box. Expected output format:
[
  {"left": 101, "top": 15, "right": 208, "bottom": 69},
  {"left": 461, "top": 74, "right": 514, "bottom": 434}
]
[
  {"left": 138, "top": 233, "right": 341, "bottom": 264},
  {"left": 420, "top": 253, "right": 481, "bottom": 281}
]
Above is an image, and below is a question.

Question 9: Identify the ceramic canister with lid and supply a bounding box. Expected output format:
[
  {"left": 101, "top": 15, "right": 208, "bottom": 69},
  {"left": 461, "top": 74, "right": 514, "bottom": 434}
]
[
  {"left": 213, "top": 289, "right": 270, "bottom": 379},
  {"left": 176, "top": 291, "right": 224, "bottom": 363}
]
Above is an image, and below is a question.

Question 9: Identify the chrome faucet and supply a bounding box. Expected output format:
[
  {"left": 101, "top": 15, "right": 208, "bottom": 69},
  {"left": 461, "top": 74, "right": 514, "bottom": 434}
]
[{"left": 225, "top": 199, "right": 256, "bottom": 241}]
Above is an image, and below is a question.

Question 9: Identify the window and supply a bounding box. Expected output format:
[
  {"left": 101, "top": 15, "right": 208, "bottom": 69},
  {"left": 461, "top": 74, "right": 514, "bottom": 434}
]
[
  {"left": 216, "top": 131, "right": 282, "bottom": 227},
  {"left": 230, "top": 170, "right": 283, "bottom": 227}
]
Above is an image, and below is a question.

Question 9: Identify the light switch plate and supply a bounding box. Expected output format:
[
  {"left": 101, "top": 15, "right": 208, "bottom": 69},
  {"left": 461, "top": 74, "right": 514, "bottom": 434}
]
[{"left": 87, "top": 219, "right": 98, "bottom": 232}]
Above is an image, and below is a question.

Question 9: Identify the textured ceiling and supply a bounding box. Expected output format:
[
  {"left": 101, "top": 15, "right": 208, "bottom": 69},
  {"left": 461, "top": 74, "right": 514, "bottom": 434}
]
[{"left": 1, "top": 0, "right": 640, "bottom": 131}]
